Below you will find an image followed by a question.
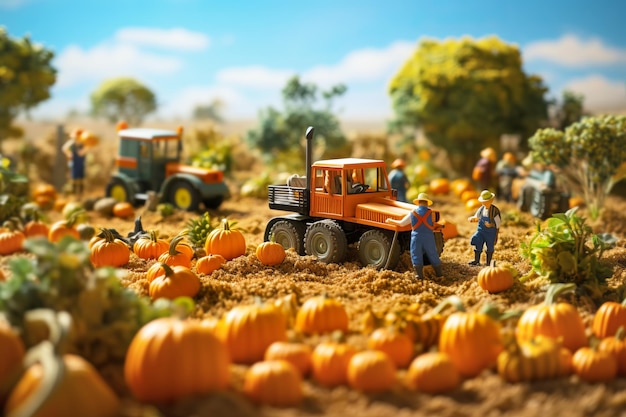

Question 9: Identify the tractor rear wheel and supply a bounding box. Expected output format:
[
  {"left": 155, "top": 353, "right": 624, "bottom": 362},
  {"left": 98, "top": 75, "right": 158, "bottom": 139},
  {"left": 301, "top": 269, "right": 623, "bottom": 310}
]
[
  {"left": 268, "top": 219, "right": 306, "bottom": 255},
  {"left": 105, "top": 178, "right": 135, "bottom": 205},
  {"left": 168, "top": 181, "right": 200, "bottom": 212},
  {"left": 358, "top": 229, "right": 400, "bottom": 270},
  {"left": 304, "top": 220, "right": 347, "bottom": 264}
]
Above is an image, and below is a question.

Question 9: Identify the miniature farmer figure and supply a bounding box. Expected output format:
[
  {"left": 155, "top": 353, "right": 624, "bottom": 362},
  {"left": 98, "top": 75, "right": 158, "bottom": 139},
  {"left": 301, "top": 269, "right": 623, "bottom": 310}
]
[
  {"left": 386, "top": 192, "right": 443, "bottom": 279},
  {"left": 472, "top": 147, "right": 497, "bottom": 191},
  {"left": 468, "top": 190, "right": 501, "bottom": 266},
  {"left": 495, "top": 152, "right": 521, "bottom": 202},
  {"left": 62, "top": 128, "right": 89, "bottom": 197},
  {"left": 389, "top": 158, "right": 410, "bottom": 202}
]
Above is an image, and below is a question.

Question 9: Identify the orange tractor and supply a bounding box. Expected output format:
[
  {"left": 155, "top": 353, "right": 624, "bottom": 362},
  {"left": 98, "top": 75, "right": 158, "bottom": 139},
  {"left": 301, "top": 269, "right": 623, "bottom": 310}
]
[
  {"left": 264, "top": 127, "right": 444, "bottom": 269},
  {"left": 105, "top": 127, "right": 229, "bottom": 211}
]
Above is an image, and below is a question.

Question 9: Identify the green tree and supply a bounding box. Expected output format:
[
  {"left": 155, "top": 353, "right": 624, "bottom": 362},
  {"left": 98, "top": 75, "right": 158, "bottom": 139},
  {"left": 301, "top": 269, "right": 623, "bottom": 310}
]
[
  {"left": 388, "top": 36, "right": 549, "bottom": 174},
  {"left": 529, "top": 115, "right": 626, "bottom": 219},
  {"left": 553, "top": 90, "right": 585, "bottom": 130},
  {"left": 90, "top": 77, "right": 156, "bottom": 126},
  {"left": 0, "top": 27, "right": 56, "bottom": 150},
  {"left": 192, "top": 98, "right": 224, "bottom": 123},
  {"left": 246, "top": 76, "right": 348, "bottom": 170}
]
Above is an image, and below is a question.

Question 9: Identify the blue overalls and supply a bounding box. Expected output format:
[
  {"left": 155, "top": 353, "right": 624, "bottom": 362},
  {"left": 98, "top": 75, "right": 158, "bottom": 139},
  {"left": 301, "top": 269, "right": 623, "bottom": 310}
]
[
  {"left": 410, "top": 206, "right": 441, "bottom": 267},
  {"left": 470, "top": 206, "right": 498, "bottom": 252}
]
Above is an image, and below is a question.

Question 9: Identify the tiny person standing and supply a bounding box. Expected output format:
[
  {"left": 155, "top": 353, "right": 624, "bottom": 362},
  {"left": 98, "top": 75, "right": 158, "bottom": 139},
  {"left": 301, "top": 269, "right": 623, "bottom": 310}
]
[
  {"left": 386, "top": 192, "right": 443, "bottom": 279},
  {"left": 468, "top": 190, "right": 501, "bottom": 266},
  {"left": 389, "top": 158, "right": 410, "bottom": 202},
  {"left": 62, "top": 128, "right": 88, "bottom": 197}
]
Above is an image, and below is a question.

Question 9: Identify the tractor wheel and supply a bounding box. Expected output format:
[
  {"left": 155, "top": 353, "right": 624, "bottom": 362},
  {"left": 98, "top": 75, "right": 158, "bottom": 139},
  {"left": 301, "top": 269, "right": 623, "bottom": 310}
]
[
  {"left": 105, "top": 178, "right": 135, "bottom": 205},
  {"left": 304, "top": 220, "right": 347, "bottom": 264},
  {"left": 203, "top": 196, "right": 224, "bottom": 210},
  {"left": 357, "top": 229, "right": 400, "bottom": 270},
  {"left": 168, "top": 181, "right": 200, "bottom": 212},
  {"left": 268, "top": 219, "right": 306, "bottom": 255}
]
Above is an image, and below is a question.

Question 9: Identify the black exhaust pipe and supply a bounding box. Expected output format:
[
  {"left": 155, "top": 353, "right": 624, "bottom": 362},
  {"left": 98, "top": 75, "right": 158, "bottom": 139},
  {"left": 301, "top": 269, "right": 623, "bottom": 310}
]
[{"left": 305, "top": 126, "right": 315, "bottom": 193}]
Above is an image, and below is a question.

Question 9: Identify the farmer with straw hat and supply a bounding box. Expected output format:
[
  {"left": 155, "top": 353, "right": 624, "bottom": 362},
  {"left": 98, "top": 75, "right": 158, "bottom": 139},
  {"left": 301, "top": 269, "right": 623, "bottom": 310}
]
[
  {"left": 468, "top": 189, "right": 501, "bottom": 266},
  {"left": 389, "top": 158, "right": 410, "bottom": 202},
  {"left": 386, "top": 192, "right": 443, "bottom": 279}
]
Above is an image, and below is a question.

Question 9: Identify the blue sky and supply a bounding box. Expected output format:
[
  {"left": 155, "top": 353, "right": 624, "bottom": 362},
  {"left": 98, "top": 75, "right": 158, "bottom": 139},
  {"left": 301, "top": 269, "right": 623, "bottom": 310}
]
[{"left": 2, "top": 0, "right": 625, "bottom": 121}]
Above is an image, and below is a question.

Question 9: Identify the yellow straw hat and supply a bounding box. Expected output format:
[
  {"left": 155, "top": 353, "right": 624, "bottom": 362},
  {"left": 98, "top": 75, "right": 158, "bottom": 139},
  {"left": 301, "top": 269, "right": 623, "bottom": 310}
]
[{"left": 413, "top": 192, "right": 433, "bottom": 206}]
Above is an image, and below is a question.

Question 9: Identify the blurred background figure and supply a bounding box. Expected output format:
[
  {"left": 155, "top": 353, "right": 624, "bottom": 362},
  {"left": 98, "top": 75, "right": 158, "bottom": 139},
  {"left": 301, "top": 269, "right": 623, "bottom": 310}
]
[
  {"left": 472, "top": 147, "right": 497, "bottom": 191},
  {"left": 62, "top": 128, "right": 98, "bottom": 197},
  {"left": 389, "top": 158, "right": 410, "bottom": 202},
  {"left": 495, "top": 152, "right": 522, "bottom": 202}
]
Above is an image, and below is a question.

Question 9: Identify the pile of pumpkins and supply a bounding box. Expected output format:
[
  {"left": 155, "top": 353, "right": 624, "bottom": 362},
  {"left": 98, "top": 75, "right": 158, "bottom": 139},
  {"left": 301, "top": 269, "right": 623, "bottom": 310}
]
[{"left": 2, "top": 249, "right": 626, "bottom": 414}]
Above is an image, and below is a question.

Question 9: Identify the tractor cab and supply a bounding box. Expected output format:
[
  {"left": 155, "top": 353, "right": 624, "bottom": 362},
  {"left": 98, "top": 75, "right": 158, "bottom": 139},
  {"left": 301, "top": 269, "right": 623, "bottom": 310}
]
[{"left": 106, "top": 127, "right": 229, "bottom": 211}]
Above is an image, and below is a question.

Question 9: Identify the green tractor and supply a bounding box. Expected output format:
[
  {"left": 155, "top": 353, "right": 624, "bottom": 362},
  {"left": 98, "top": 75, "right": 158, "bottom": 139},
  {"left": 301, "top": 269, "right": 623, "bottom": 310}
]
[{"left": 105, "top": 127, "right": 229, "bottom": 211}]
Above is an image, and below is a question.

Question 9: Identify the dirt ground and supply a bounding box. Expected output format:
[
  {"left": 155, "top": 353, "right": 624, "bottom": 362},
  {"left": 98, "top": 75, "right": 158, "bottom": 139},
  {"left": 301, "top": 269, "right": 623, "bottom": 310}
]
[{"left": 21, "top": 186, "right": 623, "bottom": 417}]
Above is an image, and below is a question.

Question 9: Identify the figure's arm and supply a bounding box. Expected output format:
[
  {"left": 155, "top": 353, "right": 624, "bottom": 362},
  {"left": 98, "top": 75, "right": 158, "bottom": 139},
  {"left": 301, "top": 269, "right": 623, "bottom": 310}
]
[{"left": 386, "top": 212, "right": 412, "bottom": 226}]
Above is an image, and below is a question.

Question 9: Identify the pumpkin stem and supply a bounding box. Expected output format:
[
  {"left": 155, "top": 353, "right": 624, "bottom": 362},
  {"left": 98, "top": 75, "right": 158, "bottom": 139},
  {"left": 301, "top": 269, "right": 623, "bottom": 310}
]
[
  {"left": 616, "top": 326, "right": 625, "bottom": 341},
  {"left": 430, "top": 295, "right": 465, "bottom": 315},
  {"left": 544, "top": 283, "right": 577, "bottom": 305},
  {"left": 168, "top": 233, "right": 186, "bottom": 256},
  {"left": 158, "top": 262, "right": 175, "bottom": 278}
]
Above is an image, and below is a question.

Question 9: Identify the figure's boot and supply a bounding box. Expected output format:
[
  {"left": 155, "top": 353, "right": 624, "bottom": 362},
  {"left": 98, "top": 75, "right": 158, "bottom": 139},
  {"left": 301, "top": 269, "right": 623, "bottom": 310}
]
[
  {"left": 468, "top": 251, "right": 481, "bottom": 266},
  {"left": 413, "top": 265, "right": 424, "bottom": 280},
  {"left": 486, "top": 251, "right": 494, "bottom": 266},
  {"left": 433, "top": 264, "right": 444, "bottom": 278}
]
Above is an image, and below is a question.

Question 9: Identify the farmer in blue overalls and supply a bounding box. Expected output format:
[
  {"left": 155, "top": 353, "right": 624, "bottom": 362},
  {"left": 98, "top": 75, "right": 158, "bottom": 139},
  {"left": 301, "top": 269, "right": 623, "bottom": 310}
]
[
  {"left": 468, "top": 189, "right": 501, "bottom": 266},
  {"left": 389, "top": 158, "right": 410, "bottom": 202},
  {"left": 386, "top": 192, "right": 443, "bottom": 279},
  {"left": 62, "top": 128, "right": 88, "bottom": 197}
]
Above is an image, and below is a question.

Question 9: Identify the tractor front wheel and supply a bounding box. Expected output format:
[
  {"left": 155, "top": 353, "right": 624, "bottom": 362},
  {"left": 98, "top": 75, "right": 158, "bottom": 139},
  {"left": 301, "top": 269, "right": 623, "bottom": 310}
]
[
  {"left": 168, "top": 181, "right": 200, "bottom": 212},
  {"left": 268, "top": 219, "right": 306, "bottom": 255},
  {"left": 105, "top": 178, "right": 135, "bottom": 205},
  {"left": 357, "top": 229, "right": 400, "bottom": 270},
  {"left": 304, "top": 220, "right": 347, "bottom": 264}
]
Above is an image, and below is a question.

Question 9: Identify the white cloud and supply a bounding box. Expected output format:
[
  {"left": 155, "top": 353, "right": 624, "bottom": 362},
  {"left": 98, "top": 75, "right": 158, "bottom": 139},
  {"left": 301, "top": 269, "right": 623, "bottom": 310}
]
[
  {"left": 524, "top": 34, "right": 626, "bottom": 67},
  {"left": 303, "top": 40, "right": 415, "bottom": 86},
  {"left": 115, "top": 27, "right": 210, "bottom": 51},
  {"left": 215, "top": 66, "right": 294, "bottom": 89},
  {"left": 0, "top": 0, "right": 31, "bottom": 9},
  {"left": 158, "top": 84, "right": 251, "bottom": 119},
  {"left": 563, "top": 75, "right": 626, "bottom": 111},
  {"left": 55, "top": 43, "right": 183, "bottom": 88}
]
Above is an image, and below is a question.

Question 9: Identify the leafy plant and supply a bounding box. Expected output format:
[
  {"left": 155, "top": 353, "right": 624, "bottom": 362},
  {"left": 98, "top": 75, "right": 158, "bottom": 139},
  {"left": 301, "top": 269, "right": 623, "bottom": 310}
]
[
  {"left": 529, "top": 115, "right": 626, "bottom": 219},
  {"left": 0, "top": 158, "right": 29, "bottom": 223},
  {"left": 0, "top": 237, "right": 173, "bottom": 368},
  {"left": 520, "top": 207, "right": 615, "bottom": 289}
]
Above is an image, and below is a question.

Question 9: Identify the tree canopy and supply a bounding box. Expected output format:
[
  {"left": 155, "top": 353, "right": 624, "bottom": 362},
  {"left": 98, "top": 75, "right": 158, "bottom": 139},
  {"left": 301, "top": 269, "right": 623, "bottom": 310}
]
[
  {"left": 90, "top": 77, "right": 156, "bottom": 126},
  {"left": 388, "top": 36, "right": 549, "bottom": 173},
  {"left": 529, "top": 114, "right": 626, "bottom": 219},
  {"left": 246, "top": 76, "right": 348, "bottom": 170},
  {"left": 0, "top": 27, "right": 56, "bottom": 148}
]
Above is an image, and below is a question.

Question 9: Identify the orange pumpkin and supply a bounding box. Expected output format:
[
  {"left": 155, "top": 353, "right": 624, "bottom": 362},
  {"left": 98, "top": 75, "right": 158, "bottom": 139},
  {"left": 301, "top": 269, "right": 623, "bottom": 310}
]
[
  {"left": 429, "top": 178, "right": 450, "bottom": 195},
  {"left": 124, "top": 317, "right": 230, "bottom": 403},
  {"left": 157, "top": 233, "right": 193, "bottom": 268},
  {"left": 256, "top": 235, "right": 286, "bottom": 266},
  {"left": 572, "top": 346, "right": 617, "bottom": 383},
  {"left": 23, "top": 211, "right": 50, "bottom": 239},
  {"left": 195, "top": 254, "right": 226, "bottom": 275},
  {"left": 90, "top": 228, "right": 131, "bottom": 268},
  {"left": 243, "top": 360, "right": 303, "bottom": 407},
  {"left": 347, "top": 350, "right": 396, "bottom": 393},
  {"left": 367, "top": 327, "right": 414, "bottom": 368},
  {"left": 295, "top": 294, "right": 349, "bottom": 335},
  {"left": 31, "top": 183, "right": 57, "bottom": 204},
  {"left": 0, "top": 224, "right": 25, "bottom": 255},
  {"left": 406, "top": 352, "right": 460, "bottom": 394},
  {"left": 112, "top": 201, "right": 134, "bottom": 218},
  {"left": 465, "top": 198, "right": 481, "bottom": 211},
  {"left": 477, "top": 261, "right": 515, "bottom": 293},
  {"left": 450, "top": 178, "right": 473, "bottom": 197},
  {"left": 461, "top": 189, "right": 480, "bottom": 202},
  {"left": 133, "top": 230, "right": 169, "bottom": 260},
  {"left": 148, "top": 263, "right": 201, "bottom": 300},
  {"left": 440, "top": 219, "right": 458, "bottom": 240},
  {"left": 215, "top": 299, "right": 288, "bottom": 364},
  {"left": 264, "top": 341, "right": 313, "bottom": 376},
  {"left": 48, "top": 219, "right": 80, "bottom": 243},
  {"left": 204, "top": 218, "right": 246, "bottom": 260},
  {"left": 598, "top": 327, "right": 626, "bottom": 376},
  {"left": 311, "top": 340, "right": 357, "bottom": 387},
  {"left": 0, "top": 320, "right": 25, "bottom": 390},
  {"left": 438, "top": 297, "right": 503, "bottom": 378},
  {"left": 592, "top": 298, "right": 626, "bottom": 339},
  {"left": 516, "top": 283, "right": 587, "bottom": 352}
]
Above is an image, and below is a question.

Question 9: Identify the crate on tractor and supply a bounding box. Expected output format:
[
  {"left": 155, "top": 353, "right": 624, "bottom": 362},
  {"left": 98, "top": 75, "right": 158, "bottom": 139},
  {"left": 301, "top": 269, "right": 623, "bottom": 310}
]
[
  {"left": 105, "top": 127, "right": 229, "bottom": 211},
  {"left": 263, "top": 126, "right": 444, "bottom": 270}
]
